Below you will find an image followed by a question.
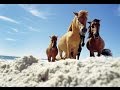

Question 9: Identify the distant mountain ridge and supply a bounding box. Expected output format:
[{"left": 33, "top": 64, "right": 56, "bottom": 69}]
[{"left": 0, "top": 55, "right": 20, "bottom": 60}]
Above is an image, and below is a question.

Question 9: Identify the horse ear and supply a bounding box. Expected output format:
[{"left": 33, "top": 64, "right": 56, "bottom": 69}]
[
  {"left": 85, "top": 11, "right": 88, "bottom": 14},
  {"left": 88, "top": 22, "right": 91, "bottom": 24},
  {"left": 97, "top": 19, "right": 101, "bottom": 22},
  {"left": 73, "top": 12, "right": 78, "bottom": 16},
  {"left": 49, "top": 36, "right": 51, "bottom": 38}
]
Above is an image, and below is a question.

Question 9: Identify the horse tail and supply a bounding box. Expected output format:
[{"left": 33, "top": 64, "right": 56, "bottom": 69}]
[{"left": 101, "top": 49, "right": 112, "bottom": 56}]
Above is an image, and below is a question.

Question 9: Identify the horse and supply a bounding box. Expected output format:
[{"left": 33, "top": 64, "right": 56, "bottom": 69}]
[
  {"left": 58, "top": 10, "right": 88, "bottom": 59},
  {"left": 46, "top": 35, "right": 58, "bottom": 62},
  {"left": 86, "top": 19, "right": 112, "bottom": 57}
]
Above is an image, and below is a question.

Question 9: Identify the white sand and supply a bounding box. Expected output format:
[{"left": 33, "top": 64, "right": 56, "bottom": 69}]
[{"left": 0, "top": 55, "right": 120, "bottom": 87}]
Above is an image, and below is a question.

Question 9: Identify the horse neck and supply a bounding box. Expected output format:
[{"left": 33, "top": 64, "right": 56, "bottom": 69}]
[
  {"left": 49, "top": 41, "right": 57, "bottom": 48},
  {"left": 71, "top": 17, "right": 80, "bottom": 34},
  {"left": 91, "top": 36, "right": 101, "bottom": 41},
  {"left": 88, "top": 27, "right": 92, "bottom": 38}
]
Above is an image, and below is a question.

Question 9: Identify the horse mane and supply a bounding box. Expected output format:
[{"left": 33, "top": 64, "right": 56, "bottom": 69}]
[
  {"left": 88, "top": 25, "right": 92, "bottom": 38},
  {"left": 78, "top": 10, "right": 88, "bottom": 18},
  {"left": 67, "top": 17, "right": 77, "bottom": 32},
  {"left": 68, "top": 10, "right": 88, "bottom": 32},
  {"left": 67, "top": 21, "right": 72, "bottom": 32},
  {"left": 49, "top": 35, "right": 57, "bottom": 48}
]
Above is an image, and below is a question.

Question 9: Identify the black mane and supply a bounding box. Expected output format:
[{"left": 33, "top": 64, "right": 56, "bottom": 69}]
[{"left": 87, "top": 26, "right": 92, "bottom": 38}]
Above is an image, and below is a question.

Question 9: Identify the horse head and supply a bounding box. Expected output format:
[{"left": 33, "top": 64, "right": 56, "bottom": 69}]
[
  {"left": 73, "top": 10, "right": 88, "bottom": 36},
  {"left": 49, "top": 35, "right": 58, "bottom": 48},
  {"left": 88, "top": 19, "right": 100, "bottom": 39}
]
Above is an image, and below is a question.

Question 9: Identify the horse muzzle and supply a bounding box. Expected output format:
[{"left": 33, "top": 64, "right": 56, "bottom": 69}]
[
  {"left": 93, "top": 33, "right": 99, "bottom": 39},
  {"left": 80, "top": 27, "right": 87, "bottom": 36}
]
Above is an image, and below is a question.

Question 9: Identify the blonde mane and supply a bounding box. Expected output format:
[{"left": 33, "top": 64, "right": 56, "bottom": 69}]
[{"left": 68, "top": 10, "right": 88, "bottom": 32}]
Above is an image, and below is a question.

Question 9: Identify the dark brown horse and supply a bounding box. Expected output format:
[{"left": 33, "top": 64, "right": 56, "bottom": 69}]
[
  {"left": 46, "top": 35, "right": 58, "bottom": 62},
  {"left": 86, "top": 19, "right": 112, "bottom": 57}
]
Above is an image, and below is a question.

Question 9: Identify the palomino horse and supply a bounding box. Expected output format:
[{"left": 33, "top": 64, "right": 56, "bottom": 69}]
[
  {"left": 58, "top": 10, "right": 88, "bottom": 59},
  {"left": 46, "top": 35, "right": 58, "bottom": 62},
  {"left": 86, "top": 19, "right": 112, "bottom": 57}
]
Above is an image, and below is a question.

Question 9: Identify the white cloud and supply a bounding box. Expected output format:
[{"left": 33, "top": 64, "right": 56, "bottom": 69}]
[
  {"left": 29, "top": 9, "right": 47, "bottom": 19},
  {"left": 0, "top": 15, "right": 19, "bottom": 24},
  {"left": 5, "top": 38, "right": 16, "bottom": 41},
  {"left": 29, "top": 26, "right": 41, "bottom": 32},
  {"left": 19, "top": 4, "right": 54, "bottom": 19},
  {"left": 11, "top": 28, "right": 19, "bottom": 32}
]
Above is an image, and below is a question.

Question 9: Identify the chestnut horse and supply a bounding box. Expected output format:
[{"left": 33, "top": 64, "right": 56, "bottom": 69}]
[
  {"left": 86, "top": 19, "right": 112, "bottom": 57},
  {"left": 58, "top": 10, "right": 88, "bottom": 59},
  {"left": 46, "top": 35, "right": 58, "bottom": 62}
]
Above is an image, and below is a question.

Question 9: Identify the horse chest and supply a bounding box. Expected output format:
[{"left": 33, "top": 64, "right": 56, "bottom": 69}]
[
  {"left": 47, "top": 47, "right": 58, "bottom": 56},
  {"left": 68, "top": 33, "right": 80, "bottom": 41},
  {"left": 88, "top": 39, "right": 101, "bottom": 50}
]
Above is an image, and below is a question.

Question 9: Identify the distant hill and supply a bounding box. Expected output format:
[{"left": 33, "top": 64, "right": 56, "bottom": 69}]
[{"left": 0, "top": 55, "right": 20, "bottom": 60}]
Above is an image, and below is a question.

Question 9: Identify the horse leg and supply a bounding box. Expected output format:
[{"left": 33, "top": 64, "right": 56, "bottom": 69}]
[
  {"left": 77, "top": 53, "right": 80, "bottom": 60},
  {"left": 48, "top": 56, "right": 51, "bottom": 62},
  {"left": 59, "top": 49, "right": 63, "bottom": 59},
  {"left": 70, "top": 48, "right": 74, "bottom": 58},
  {"left": 90, "top": 51, "right": 95, "bottom": 57},
  {"left": 77, "top": 46, "right": 82, "bottom": 60},
  {"left": 81, "top": 36, "right": 85, "bottom": 47},
  {"left": 73, "top": 49, "right": 78, "bottom": 59},
  {"left": 63, "top": 52, "right": 67, "bottom": 60},
  {"left": 52, "top": 56, "right": 55, "bottom": 62},
  {"left": 66, "top": 44, "right": 71, "bottom": 58},
  {"left": 71, "top": 51, "right": 73, "bottom": 58},
  {"left": 97, "top": 51, "right": 101, "bottom": 57}
]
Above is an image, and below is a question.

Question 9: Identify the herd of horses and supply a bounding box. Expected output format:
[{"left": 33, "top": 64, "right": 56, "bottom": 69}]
[{"left": 46, "top": 10, "right": 112, "bottom": 62}]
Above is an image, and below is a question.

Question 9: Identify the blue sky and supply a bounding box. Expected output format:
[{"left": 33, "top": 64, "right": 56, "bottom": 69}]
[{"left": 0, "top": 4, "right": 120, "bottom": 59}]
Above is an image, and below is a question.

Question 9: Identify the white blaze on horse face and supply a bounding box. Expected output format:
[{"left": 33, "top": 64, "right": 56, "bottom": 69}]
[
  {"left": 91, "top": 27, "right": 99, "bottom": 39},
  {"left": 92, "top": 26, "right": 98, "bottom": 35}
]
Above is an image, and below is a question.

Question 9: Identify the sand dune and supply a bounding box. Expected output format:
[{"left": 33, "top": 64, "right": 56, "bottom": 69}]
[{"left": 0, "top": 56, "right": 120, "bottom": 87}]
